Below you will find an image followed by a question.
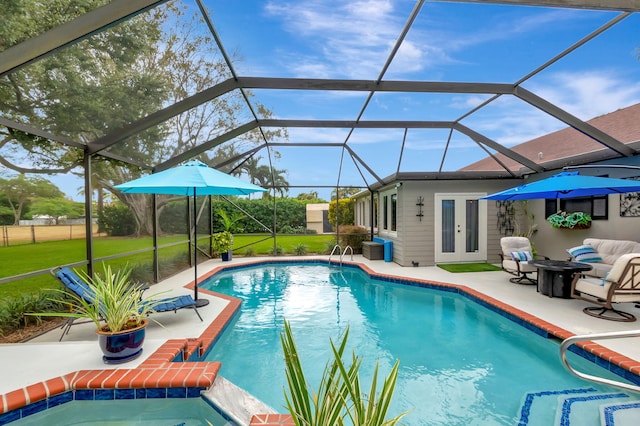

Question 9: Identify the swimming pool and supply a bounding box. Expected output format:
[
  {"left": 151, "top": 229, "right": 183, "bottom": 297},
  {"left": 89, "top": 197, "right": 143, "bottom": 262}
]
[{"left": 202, "top": 262, "right": 638, "bottom": 425}]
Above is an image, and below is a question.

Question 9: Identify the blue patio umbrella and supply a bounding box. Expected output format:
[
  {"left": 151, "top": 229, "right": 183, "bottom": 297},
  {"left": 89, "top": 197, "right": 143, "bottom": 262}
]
[
  {"left": 481, "top": 172, "right": 640, "bottom": 200},
  {"left": 115, "top": 160, "right": 267, "bottom": 306}
]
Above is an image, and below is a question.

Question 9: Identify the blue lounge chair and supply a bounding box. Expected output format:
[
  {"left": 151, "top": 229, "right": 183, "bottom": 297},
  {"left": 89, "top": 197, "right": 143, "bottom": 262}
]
[{"left": 52, "top": 266, "right": 202, "bottom": 340}]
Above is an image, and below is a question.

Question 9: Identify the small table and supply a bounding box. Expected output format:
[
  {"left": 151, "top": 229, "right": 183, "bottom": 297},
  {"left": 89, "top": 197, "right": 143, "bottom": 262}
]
[{"left": 529, "top": 260, "right": 593, "bottom": 299}]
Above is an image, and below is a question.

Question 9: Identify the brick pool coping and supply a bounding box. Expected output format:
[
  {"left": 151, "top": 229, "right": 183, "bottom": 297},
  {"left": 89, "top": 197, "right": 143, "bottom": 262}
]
[{"left": 2, "top": 259, "right": 639, "bottom": 426}]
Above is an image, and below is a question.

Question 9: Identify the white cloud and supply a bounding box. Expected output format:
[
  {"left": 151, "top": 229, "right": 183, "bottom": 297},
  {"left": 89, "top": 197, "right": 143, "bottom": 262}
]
[
  {"left": 529, "top": 70, "right": 640, "bottom": 120},
  {"left": 265, "top": 0, "right": 404, "bottom": 78}
]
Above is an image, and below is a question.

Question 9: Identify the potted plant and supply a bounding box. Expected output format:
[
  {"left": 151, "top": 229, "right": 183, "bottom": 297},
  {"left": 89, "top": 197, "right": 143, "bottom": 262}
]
[
  {"left": 32, "top": 264, "right": 162, "bottom": 364},
  {"left": 546, "top": 211, "right": 592, "bottom": 229},
  {"left": 212, "top": 230, "right": 233, "bottom": 261},
  {"left": 213, "top": 209, "right": 244, "bottom": 261}
]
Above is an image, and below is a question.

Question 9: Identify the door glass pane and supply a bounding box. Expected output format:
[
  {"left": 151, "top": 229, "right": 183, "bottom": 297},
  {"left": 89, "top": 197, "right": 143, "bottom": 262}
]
[
  {"left": 466, "top": 199, "right": 479, "bottom": 253},
  {"left": 441, "top": 200, "right": 455, "bottom": 253}
]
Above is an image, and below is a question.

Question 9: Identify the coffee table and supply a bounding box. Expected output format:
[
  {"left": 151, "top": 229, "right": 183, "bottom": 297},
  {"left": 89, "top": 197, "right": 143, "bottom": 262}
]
[{"left": 529, "top": 260, "right": 593, "bottom": 299}]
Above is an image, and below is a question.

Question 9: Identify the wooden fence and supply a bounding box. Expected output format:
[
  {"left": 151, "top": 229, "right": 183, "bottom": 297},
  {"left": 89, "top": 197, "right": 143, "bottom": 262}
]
[{"left": 1, "top": 224, "right": 102, "bottom": 246}]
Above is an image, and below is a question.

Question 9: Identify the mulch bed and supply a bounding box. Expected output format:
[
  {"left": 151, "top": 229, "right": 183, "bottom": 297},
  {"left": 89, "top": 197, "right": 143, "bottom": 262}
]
[{"left": 0, "top": 317, "right": 68, "bottom": 344}]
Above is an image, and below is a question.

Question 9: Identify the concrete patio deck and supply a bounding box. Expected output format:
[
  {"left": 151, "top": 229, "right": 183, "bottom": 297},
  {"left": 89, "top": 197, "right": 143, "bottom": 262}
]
[{"left": 2, "top": 255, "right": 640, "bottom": 423}]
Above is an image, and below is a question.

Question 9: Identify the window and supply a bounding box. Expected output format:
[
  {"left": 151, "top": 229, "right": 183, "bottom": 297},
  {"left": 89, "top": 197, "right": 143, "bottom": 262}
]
[
  {"left": 546, "top": 196, "right": 608, "bottom": 220},
  {"left": 383, "top": 195, "right": 388, "bottom": 230},
  {"left": 391, "top": 194, "right": 397, "bottom": 231},
  {"left": 373, "top": 196, "right": 378, "bottom": 228}
]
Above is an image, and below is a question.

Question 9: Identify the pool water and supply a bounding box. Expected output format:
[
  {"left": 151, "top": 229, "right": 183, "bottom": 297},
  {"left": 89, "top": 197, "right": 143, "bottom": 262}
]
[
  {"left": 8, "top": 398, "right": 230, "bottom": 425},
  {"left": 202, "top": 263, "right": 636, "bottom": 425}
]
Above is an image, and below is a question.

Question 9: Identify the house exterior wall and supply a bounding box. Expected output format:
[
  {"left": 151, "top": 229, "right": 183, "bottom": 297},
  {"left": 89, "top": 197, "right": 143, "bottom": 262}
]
[
  {"left": 355, "top": 179, "right": 520, "bottom": 267},
  {"left": 355, "top": 174, "right": 640, "bottom": 267},
  {"left": 396, "top": 180, "right": 517, "bottom": 266},
  {"left": 305, "top": 203, "right": 330, "bottom": 234},
  {"left": 530, "top": 195, "right": 640, "bottom": 260}
]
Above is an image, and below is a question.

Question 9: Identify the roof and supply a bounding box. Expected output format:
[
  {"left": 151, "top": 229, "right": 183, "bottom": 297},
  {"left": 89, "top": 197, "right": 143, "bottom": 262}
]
[{"left": 460, "top": 103, "right": 640, "bottom": 172}]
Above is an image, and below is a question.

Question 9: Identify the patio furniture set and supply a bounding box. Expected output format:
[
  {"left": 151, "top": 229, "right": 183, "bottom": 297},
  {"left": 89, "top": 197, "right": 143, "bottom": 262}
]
[{"left": 500, "top": 237, "right": 640, "bottom": 323}]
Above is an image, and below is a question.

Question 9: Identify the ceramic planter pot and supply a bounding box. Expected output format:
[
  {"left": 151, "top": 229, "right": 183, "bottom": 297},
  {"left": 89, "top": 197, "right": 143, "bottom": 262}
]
[
  {"left": 221, "top": 250, "right": 232, "bottom": 261},
  {"left": 96, "top": 319, "right": 148, "bottom": 364}
]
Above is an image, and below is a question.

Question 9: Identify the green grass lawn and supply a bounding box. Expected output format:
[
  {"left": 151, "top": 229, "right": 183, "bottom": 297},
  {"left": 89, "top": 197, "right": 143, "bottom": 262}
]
[{"left": 0, "top": 234, "right": 335, "bottom": 299}]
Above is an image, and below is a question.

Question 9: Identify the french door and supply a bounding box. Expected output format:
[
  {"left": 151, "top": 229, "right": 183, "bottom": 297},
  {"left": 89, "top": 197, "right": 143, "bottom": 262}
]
[{"left": 434, "top": 193, "right": 487, "bottom": 263}]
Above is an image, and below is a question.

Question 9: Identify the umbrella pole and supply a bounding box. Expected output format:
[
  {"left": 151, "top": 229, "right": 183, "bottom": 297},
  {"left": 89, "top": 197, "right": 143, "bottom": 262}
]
[{"left": 193, "top": 188, "right": 209, "bottom": 307}]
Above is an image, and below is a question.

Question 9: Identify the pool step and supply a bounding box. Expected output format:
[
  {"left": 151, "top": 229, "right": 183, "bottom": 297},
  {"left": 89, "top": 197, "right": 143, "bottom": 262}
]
[
  {"left": 517, "top": 388, "right": 640, "bottom": 425},
  {"left": 600, "top": 401, "right": 640, "bottom": 426},
  {"left": 554, "top": 391, "right": 629, "bottom": 425},
  {"left": 517, "top": 387, "right": 598, "bottom": 426}
]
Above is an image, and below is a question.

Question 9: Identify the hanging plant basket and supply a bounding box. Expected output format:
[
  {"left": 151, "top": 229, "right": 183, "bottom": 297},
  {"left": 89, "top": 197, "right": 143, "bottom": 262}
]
[{"left": 546, "top": 211, "right": 592, "bottom": 230}]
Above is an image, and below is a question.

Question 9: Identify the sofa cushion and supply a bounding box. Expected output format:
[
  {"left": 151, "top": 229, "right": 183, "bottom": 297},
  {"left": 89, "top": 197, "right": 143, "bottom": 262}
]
[
  {"left": 567, "top": 244, "right": 602, "bottom": 263},
  {"left": 583, "top": 238, "right": 640, "bottom": 265},
  {"left": 582, "top": 262, "right": 612, "bottom": 279}
]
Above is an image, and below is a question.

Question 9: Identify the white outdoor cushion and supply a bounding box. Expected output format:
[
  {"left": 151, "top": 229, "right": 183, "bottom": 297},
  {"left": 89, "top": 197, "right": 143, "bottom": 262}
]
[
  {"left": 502, "top": 259, "right": 537, "bottom": 273},
  {"left": 582, "top": 262, "right": 612, "bottom": 278},
  {"left": 575, "top": 276, "right": 640, "bottom": 304},
  {"left": 501, "top": 237, "right": 533, "bottom": 255},
  {"left": 584, "top": 238, "right": 640, "bottom": 266}
]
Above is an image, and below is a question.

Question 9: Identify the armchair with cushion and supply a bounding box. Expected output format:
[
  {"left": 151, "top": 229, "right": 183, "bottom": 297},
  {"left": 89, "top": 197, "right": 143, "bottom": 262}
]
[
  {"left": 571, "top": 253, "right": 640, "bottom": 322},
  {"left": 499, "top": 237, "right": 548, "bottom": 285}
]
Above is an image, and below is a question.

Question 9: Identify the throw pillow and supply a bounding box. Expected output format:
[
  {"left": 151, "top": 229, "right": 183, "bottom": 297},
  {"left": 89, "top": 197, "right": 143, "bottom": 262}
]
[
  {"left": 510, "top": 251, "right": 533, "bottom": 262},
  {"left": 566, "top": 244, "right": 603, "bottom": 263}
]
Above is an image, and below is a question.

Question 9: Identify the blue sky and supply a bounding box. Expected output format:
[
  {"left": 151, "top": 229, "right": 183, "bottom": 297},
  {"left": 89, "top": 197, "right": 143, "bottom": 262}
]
[{"left": 46, "top": 1, "right": 640, "bottom": 200}]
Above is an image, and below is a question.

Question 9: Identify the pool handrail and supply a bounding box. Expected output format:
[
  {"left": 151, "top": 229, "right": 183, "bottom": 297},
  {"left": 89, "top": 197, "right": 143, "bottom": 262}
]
[
  {"left": 341, "top": 245, "right": 353, "bottom": 263},
  {"left": 560, "top": 329, "right": 640, "bottom": 394},
  {"left": 329, "top": 244, "right": 342, "bottom": 264}
]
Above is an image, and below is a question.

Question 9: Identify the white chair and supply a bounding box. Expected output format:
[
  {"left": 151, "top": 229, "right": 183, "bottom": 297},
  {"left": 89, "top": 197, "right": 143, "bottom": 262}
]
[
  {"left": 571, "top": 253, "right": 640, "bottom": 322},
  {"left": 500, "top": 237, "right": 546, "bottom": 285}
]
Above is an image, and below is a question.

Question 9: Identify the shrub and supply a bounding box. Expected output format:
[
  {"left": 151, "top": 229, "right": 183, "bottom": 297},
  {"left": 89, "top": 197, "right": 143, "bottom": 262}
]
[
  {"left": 98, "top": 203, "right": 136, "bottom": 236},
  {"left": 0, "top": 291, "right": 68, "bottom": 336},
  {"left": 270, "top": 245, "right": 284, "bottom": 256},
  {"left": 324, "top": 240, "right": 338, "bottom": 254},
  {"left": 293, "top": 243, "right": 307, "bottom": 256},
  {"left": 338, "top": 225, "right": 369, "bottom": 254},
  {"left": 279, "top": 225, "right": 295, "bottom": 234},
  {"left": 244, "top": 247, "right": 255, "bottom": 257}
]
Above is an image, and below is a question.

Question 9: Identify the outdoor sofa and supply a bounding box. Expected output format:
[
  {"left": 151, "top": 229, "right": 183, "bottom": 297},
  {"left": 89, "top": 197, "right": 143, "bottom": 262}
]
[{"left": 567, "top": 238, "right": 640, "bottom": 278}]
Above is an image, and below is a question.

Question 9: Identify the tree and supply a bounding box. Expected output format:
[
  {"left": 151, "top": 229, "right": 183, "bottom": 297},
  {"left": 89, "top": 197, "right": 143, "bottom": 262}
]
[
  {"left": 0, "top": 175, "right": 65, "bottom": 225},
  {"left": 249, "top": 165, "right": 290, "bottom": 199},
  {"left": 29, "top": 197, "right": 85, "bottom": 224},
  {"left": 2, "top": 2, "right": 288, "bottom": 236},
  {"left": 328, "top": 198, "right": 355, "bottom": 228},
  {"left": 331, "top": 187, "right": 361, "bottom": 201}
]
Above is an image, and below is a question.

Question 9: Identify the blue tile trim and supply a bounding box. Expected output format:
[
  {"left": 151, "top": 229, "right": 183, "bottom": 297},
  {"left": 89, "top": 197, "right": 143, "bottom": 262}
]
[
  {"left": 94, "top": 389, "right": 114, "bottom": 400},
  {"left": 603, "top": 401, "right": 640, "bottom": 426},
  {"left": 517, "top": 388, "right": 597, "bottom": 426},
  {"left": 558, "top": 393, "right": 628, "bottom": 426},
  {"left": 0, "top": 410, "right": 20, "bottom": 426},
  {"left": 1, "top": 388, "right": 206, "bottom": 424},
  {"left": 20, "top": 399, "right": 47, "bottom": 417},
  {"left": 114, "top": 389, "right": 136, "bottom": 400}
]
